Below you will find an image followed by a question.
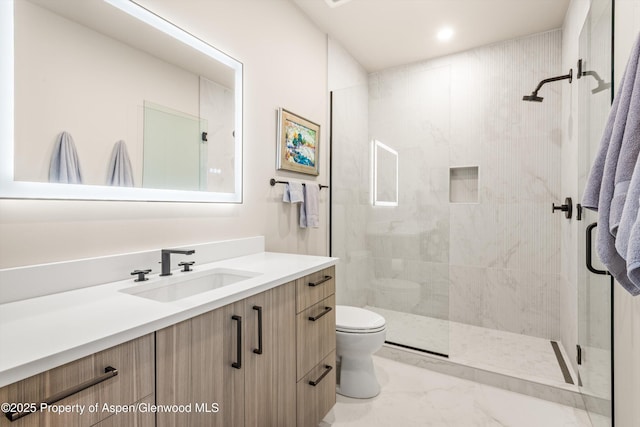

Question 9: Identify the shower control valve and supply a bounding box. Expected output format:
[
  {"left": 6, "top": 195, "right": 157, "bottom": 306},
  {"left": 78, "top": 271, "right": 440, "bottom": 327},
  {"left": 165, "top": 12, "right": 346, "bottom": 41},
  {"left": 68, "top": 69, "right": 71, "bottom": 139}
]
[{"left": 552, "top": 197, "right": 573, "bottom": 219}]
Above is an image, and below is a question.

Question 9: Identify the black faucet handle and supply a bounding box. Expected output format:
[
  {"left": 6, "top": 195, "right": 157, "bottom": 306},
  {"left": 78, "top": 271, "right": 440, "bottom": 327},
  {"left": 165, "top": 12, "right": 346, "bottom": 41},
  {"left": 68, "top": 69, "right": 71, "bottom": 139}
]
[
  {"left": 131, "top": 269, "right": 152, "bottom": 282},
  {"left": 179, "top": 261, "right": 195, "bottom": 272}
]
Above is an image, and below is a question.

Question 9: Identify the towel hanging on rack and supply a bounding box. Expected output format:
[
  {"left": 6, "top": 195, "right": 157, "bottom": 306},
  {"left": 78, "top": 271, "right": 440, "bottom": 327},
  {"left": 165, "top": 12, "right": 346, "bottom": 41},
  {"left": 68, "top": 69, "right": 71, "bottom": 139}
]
[
  {"left": 300, "top": 181, "right": 320, "bottom": 229},
  {"left": 283, "top": 181, "right": 304, "bottom": 203}
]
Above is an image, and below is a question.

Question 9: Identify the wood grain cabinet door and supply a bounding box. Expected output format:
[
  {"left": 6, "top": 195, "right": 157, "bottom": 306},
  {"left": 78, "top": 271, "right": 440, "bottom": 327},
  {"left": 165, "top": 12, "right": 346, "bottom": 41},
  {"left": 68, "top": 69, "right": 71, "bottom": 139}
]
[
  {"left": 156, "top": 300, "right": 245, "bottom": 427},
  {"left": 244, "top": 282, "right": 296, "bottom": 427}
]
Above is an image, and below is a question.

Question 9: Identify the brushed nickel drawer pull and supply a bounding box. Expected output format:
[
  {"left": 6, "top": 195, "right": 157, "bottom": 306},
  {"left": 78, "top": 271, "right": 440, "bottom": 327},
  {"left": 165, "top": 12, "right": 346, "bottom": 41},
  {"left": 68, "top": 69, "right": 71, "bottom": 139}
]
[
  {"left": 4, "top": 366, "right": 118, "bottom": 422},
  {"left": 308, "top": 306, "right": 332, "bottom": 322},
  {"left": 308, "top": 275, "right": 332, "bottom": 287},
  {"left": 308, "top": 365, "right": 333, "bottom": 386}
]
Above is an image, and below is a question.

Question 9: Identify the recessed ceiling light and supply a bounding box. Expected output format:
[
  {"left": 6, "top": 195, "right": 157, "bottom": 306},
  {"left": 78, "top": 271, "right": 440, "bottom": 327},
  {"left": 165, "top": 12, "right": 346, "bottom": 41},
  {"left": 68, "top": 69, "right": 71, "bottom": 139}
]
[
  {"left": 324, "top": 0, "right": 353, "bottom": 8},
  {"left": 437, "top": 27, "right": 454, "bottom": 41}
]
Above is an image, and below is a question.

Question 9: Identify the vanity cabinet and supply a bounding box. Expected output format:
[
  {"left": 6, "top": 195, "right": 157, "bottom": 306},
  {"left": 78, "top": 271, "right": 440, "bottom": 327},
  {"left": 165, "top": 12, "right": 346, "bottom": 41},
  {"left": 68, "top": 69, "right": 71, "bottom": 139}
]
[
  {"left": 155, "top": 281, "right": 296, "bottom": 427},
  {"left": 0, "top": 264, "right": 336, "bottom": 427},
  {"left": 0, "top": 334, "right": 154, "bottom": 427},
  {"left": 295, "top": 266, "right": 336, "bottom": 427}
]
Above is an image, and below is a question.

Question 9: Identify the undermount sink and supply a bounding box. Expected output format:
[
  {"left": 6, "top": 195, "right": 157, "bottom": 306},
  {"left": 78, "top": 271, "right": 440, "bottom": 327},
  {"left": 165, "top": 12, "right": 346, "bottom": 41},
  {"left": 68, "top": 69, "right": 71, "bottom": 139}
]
[{"left": 121, "top": 268, "right": 260, "bottom": 302}]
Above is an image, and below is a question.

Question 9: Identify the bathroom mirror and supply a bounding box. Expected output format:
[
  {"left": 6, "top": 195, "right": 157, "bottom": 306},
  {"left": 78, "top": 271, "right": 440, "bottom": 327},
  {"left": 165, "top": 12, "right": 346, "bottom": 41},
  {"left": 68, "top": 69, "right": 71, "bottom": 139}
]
[
  {"left": 372, "top": 139, "right": 398, "bottom": 206},
  {"left": 0, "top": 0, "right": 243, "bottom": 202}
]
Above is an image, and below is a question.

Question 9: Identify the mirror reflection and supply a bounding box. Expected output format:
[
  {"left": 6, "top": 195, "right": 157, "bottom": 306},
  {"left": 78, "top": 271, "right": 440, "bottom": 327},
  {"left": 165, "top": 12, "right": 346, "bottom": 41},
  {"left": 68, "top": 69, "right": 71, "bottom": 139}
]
[
  {"left": 373, "top": 139, "right": 398, "bottom": 206},
  {"left": 12, "top": 0, "right": 240, "bottom": 197}
]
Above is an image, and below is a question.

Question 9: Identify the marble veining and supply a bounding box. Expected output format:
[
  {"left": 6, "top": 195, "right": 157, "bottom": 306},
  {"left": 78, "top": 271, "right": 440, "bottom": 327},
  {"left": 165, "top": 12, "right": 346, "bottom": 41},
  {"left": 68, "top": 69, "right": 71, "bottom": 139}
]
[
  {"left": 321, "top": 356, "right": 593, "bottom": 427},
  {"left": 334, "top": 30, "right": 564, "bottom": 341}
]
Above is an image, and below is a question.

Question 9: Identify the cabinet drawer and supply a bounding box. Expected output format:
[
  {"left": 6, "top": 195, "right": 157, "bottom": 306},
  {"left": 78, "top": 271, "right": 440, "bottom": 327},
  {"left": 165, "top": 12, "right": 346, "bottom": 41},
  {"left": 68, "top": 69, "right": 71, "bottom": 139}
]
[
  {"left": 0, "top": 334, "right": 154, "bottom": 427},
  {"left": 296, "top": 351, "right": 336, "bottom": 427},
  {"left": 296, "top": 266, "right": 335, "bottom": 313},
  {"left": 91, "top": 394, "right": 155, "bottom": 427},
  {"left": 296, "top": 295, "right": 336, "bottom": 380}
]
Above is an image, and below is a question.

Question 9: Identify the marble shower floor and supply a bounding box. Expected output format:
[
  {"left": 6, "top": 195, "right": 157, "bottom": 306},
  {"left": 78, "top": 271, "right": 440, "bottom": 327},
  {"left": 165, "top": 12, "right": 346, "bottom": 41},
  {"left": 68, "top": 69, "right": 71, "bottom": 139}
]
[
  {"left": 321, "top": 356, "right": 603, "bottom": 427},
  {"left": 365, "top": 306, "right": 578, "bottom": 389}
]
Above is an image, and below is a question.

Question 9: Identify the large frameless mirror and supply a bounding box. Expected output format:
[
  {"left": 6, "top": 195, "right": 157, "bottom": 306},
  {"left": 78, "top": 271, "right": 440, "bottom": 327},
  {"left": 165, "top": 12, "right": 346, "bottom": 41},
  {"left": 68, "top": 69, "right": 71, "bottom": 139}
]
[{"left": 0, "top": 0, "right": 243, "bottom": 202}]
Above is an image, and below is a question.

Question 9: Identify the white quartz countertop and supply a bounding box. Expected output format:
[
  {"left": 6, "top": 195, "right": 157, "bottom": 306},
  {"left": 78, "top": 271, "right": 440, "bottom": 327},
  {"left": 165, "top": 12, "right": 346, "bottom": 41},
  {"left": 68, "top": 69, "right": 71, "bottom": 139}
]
[{"left": 0, "top": 252, "right": 337, "bottom": 387}]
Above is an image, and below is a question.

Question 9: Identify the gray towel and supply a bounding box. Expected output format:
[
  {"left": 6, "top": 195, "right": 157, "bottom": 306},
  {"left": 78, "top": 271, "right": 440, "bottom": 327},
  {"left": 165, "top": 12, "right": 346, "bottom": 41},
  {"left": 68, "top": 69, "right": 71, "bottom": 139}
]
[
  {"left": 49, "top": 131, "right": 83, "bottom": 184},
  {"left": 625, "top": 216, "right": 640, "bottom": 292},
  {"left": 283, "top": 181, "right": 304, "bottom": 203},
  {"left": 107, "top": 140, "right": 134, "bottom": 187},
  {"left": 300, "top": 182, "right": 320, "bottom": 229},
  {"left": 582, "top": 33, "right": 640, "bottom": 295},
  {"left": 616, "top": 154, "right": 640, "bottom": 260}
]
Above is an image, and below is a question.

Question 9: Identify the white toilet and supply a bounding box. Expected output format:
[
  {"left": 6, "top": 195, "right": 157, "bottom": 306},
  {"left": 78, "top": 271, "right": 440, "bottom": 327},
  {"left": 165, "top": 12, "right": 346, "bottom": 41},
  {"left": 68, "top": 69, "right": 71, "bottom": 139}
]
[{"left": 335, "top": 305, "right": 386, "bottom": 398}]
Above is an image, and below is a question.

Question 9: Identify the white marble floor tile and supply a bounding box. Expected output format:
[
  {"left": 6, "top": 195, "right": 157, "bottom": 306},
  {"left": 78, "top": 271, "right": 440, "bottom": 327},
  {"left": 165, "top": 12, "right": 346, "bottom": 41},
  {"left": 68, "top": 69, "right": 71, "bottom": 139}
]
[
  {"left": 321, "top": 356, "right": 593, "bottom": 427},
  {"left": 366, "top": 306, "right": 576, "bottom": 388}
]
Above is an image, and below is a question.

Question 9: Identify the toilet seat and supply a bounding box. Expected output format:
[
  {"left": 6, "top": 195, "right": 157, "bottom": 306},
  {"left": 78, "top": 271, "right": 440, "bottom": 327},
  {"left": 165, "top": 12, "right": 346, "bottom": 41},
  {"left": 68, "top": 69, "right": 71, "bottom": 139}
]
[{"left": 336, "top": 305, "right": 386, "bottom": 333}]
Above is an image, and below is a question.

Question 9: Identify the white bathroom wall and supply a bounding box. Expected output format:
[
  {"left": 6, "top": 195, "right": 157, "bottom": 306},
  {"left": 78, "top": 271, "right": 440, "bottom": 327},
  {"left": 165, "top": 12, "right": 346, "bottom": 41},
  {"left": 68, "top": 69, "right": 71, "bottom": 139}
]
[
  {"left": 613, "top": 1, "right": 640, "bottom": 425},
  {"left": 0, "top": 0, "right": 329, "bottom": 268}
]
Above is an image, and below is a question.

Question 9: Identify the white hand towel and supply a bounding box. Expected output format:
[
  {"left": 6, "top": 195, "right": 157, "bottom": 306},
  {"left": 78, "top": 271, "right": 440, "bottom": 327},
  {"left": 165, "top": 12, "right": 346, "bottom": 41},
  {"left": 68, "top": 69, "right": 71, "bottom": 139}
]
[
  {"left": 283, "top": 181, "right": 304, "bottom": 203},
  {"left": 49, "top": 131, "right": 83, "bottom": 184},
  {"left": 107, "top": 140, "right": 134, "bottom": 187},
  {"left": 300, "top": 182, "right": 320, "bottom": 229}
]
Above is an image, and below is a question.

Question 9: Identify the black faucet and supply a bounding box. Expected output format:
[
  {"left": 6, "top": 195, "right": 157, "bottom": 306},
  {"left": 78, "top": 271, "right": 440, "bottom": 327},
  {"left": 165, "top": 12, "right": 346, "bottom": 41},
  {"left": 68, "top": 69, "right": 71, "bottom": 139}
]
[{"left": 160, "top": 249, "right": 195, "bottom": 276}]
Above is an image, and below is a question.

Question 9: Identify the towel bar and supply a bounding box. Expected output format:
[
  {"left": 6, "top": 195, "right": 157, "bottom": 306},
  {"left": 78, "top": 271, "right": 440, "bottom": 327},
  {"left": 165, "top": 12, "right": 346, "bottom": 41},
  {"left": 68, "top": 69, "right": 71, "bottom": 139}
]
[{"left": 270, "top": 178, "right": 328, "bottom": 189}]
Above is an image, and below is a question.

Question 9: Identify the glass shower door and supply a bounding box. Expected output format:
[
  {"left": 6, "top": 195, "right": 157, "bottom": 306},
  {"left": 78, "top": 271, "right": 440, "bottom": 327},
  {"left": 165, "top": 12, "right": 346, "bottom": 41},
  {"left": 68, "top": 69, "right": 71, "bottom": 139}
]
[
  {"left": 331, "top": 81, "right": 450, "bottom": 357},
  {"left": 577, "top": 0, "right": 613, "bottom": 424}
]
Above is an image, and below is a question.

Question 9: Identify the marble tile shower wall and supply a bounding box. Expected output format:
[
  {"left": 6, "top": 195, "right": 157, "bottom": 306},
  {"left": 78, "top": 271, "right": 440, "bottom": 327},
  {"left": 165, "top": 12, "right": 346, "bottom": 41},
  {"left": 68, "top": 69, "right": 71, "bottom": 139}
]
[{"left": 364, "top": 30, "right": 563, "bottom": 340}]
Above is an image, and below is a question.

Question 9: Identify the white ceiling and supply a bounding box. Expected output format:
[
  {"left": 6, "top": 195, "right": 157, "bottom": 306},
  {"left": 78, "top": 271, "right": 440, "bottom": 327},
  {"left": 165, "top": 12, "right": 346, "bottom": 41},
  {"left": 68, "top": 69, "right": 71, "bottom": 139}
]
[{"left": 292, "top": 0, "right": 571, "bottom": 72}]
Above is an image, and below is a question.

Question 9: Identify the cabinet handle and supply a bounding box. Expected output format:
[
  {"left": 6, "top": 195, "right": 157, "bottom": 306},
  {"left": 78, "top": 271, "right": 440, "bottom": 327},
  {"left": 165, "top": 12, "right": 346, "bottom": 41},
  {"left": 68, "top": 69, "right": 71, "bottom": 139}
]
[
  {"left": 253, "top": 305, "right": 263, "bottom": 355},
  {"left": 3, "top": 366, "right": 118, "bottom": 422},
  {"left": 308, "top": 365, "right": 333, "bottom": 387},
  {"left": 308, "top": 275, "right": 332, "bottom": 287},
  {"left": 232, "top": 315, "right": 242, "bottom": 369},
  {"left": 308, "top": 306, "right": 332, "bottom": 322}
]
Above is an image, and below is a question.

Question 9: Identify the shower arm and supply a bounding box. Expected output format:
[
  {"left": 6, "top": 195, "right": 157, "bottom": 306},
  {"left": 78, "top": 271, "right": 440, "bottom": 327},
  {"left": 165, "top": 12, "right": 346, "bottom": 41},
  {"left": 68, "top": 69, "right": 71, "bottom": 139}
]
[{"left": 531, "top": 69, "right": 573, "bottom": 96}]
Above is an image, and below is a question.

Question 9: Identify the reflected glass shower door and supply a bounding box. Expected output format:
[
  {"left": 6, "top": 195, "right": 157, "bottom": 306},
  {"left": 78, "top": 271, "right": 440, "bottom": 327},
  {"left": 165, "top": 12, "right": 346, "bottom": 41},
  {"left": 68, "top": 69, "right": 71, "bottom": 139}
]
[
  {"left": 577, "top": 0, "right": 613, "bottom": 424},
  {"left": 331, "top": 81, "right": 450, "bottom": 357},
  {"left": 143, "top": 101, "right": 205, "bottom": 191}
]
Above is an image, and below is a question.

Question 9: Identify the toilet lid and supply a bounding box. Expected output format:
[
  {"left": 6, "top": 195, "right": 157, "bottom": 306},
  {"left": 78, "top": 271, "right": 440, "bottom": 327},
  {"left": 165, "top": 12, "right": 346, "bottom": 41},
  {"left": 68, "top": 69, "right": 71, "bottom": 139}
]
[{"left": 336, "top": 305, "right": 386, "bottom": 333}]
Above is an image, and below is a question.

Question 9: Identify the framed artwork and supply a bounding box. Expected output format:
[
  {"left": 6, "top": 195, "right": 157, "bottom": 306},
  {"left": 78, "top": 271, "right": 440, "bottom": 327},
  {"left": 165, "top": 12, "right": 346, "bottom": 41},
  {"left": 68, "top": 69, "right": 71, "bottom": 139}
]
[{"left": 277, "top": 108, "right": 320, "bottom": 176}]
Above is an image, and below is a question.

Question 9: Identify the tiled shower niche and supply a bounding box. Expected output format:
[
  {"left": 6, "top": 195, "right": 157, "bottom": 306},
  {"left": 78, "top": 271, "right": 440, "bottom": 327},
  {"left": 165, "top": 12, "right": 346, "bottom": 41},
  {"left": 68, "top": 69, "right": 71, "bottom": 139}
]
[{"left": 449, "top": 166, "right": 479, "bottom": 203}]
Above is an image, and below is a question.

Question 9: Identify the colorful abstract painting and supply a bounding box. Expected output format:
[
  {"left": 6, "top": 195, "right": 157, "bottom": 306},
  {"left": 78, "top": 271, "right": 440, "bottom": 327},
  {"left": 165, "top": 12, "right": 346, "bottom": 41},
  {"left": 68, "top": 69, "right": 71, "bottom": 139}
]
[{"left": 277, "top": 109, "right": 320, "bottom": 175}]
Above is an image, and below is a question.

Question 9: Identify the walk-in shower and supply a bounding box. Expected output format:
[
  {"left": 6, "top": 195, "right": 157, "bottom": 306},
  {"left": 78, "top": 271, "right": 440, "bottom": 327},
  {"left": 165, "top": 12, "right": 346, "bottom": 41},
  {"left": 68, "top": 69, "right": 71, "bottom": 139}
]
[{"left": 330, "top": 3, "right": 613, "bottom": 423}]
